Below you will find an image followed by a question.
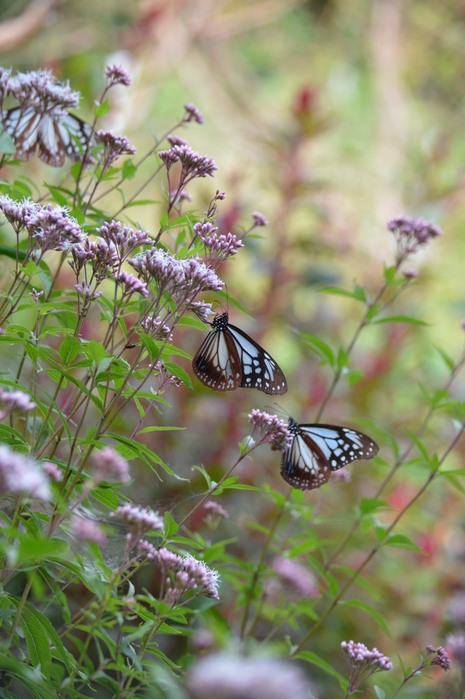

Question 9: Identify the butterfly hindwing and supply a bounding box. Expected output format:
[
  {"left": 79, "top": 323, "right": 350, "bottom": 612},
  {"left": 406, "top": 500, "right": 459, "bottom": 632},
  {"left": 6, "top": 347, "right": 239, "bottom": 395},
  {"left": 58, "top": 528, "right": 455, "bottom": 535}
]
[
  {"left": 192, "top": 312, "right": 287, "bottom": 395},
  {"left": 227, "top": 324, "right": 287, "bottom": 395},
  {"left": 59, "top": 113, "right": 95, "bottom": 159},
  {"left": 4, "top": 106, "right": 41, "bottom": 160},
  {"left": 281, "top": 419, "right": 379, "bottom": 491}
]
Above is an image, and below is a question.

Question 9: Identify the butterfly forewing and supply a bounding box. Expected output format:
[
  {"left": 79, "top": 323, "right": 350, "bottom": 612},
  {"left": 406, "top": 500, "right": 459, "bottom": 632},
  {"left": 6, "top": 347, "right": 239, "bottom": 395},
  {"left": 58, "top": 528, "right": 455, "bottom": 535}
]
[
  {"left": 192, "top": 312, "right": 287, "bottom": 395},
  {"left": 3, "top": 108, "right": 94, "bottom": 166},
  {"left": 281, "top": 420, "right": 379, "bottom": 491},
  {"left": 227, "top": 325, "right": 287, "bottom": 395},
  {"left": 192, "top": 325, "right": 242, "bottom": 391}
]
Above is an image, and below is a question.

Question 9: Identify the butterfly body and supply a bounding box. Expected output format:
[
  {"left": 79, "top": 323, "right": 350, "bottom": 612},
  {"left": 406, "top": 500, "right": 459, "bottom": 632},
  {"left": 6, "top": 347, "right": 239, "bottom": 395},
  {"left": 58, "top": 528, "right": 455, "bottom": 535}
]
[
  {"left": 3, "top": 107, "right": 94, "bottom": 167},
  {"left": 281, "top": 417, "right": 378, "bottom": 490},
  {"left": 192, "top": 311, "right": 287, "bottom": 395}
]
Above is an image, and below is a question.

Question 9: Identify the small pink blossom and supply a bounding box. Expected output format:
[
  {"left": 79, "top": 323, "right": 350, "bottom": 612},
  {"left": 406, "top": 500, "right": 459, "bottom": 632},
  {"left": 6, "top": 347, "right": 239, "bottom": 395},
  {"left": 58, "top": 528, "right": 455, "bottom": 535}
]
[
  {"left": 93, "top": 447, "right": 131, "bottom": 483},
  {"left": 272, "top": 556, "right": 318, "bottom": 598},
  {"left": 105, "top": 63, "right": 131, "bottom": 87},
  {"left": 42, "top": 462, "right": 63, "bottom": 482},
  {"left": 70, "top": 516, "right": 107, "bottom": 545}
]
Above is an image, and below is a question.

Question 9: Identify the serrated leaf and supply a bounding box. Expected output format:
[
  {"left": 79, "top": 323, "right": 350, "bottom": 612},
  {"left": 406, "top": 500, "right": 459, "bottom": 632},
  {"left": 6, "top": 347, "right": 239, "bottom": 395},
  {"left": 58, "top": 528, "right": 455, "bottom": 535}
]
[
  {"left": 59, "top": 335, "right": 81, "bottom": 364},
  {"left": 341, "top": 599, "right": 392, "bottom": 638},
  {"left": 20, "top": 605, "right": 52, "bottom": 677}
]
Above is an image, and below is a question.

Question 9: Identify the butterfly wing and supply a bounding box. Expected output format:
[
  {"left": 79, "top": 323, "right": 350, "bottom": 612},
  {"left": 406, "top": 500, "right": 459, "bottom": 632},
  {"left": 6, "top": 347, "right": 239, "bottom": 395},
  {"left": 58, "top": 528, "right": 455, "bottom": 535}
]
[
  {"left": 58, "top": 113, "right": 95, "bottom": 159},
  {"left": 4, "top": 106, "right": 41, "bottom": 161},
  {"left": 227, "top": 324, "right": 287, "bottom": 395},
  {"left": 280, "top": 424, "right": 379, "bottom": 491},
  {"left": 192, "top": 328, "right": 242, "bottom": 391},
  {"left": 280, "top": 432, "right": 331, "bottom": 490},
  {"left": 37, "top": 115, "right": 66, "bottom": 167}
]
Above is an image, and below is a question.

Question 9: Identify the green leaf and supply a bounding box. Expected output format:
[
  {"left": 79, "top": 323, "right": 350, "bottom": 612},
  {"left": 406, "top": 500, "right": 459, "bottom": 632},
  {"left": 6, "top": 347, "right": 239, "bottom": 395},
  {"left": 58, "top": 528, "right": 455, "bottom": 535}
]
[
  {"left": 434, "top": 345, "right": 456, "bottom": 371},
  {"left": 374, "top": 685, "right": 386, "bottom": 699},
  {"left": 383, "top": 264, "right": 396, "bottom": 285},
  {"left": 23, "top": 601, "right": 73, "bottom": 672},
  {"left": 137, "top": 426, "right": 186, "bottom": 434},
  {"left": 341, "top": 599, "right": 392, "bottom": 638},
  {"left": 178, "top": 316, "right": 208, "bottom": 330},
  {"left": 372, "top": 315, "right": 428, "bottom": 326},
  {"left": 164, "top": 512, "right": 178, "bottom": 537},
  {"left": 160, "top": 211, "right": 169, "bottom": 228},
  {"left": 0, "top": 129, "right": 16, "bottom": 154},
  {"left": 122, "top": 158, "right": 137, "bottom": 180},
  {"left": 404, "top": 428, "right": 430, "bottom": 463},
  {"left": 44, "top": 183, "right": 67, "bottom": 206},
  {"left": 17, "top": 537, "right": 68, "bottom": 564},
  {"left": 297, "top": 331, "right": 334, "bottom": 367},
  {"left": 359, "top": 498, "right": 389, "bottom": 515},
  {"left": 296, "top": 651, "right": 348, "bottom": 690},
  {"left": 59, "top": 335, "right": 81, "bottom": 364},
  {"left": 384, "top": 533, "right": 423, "bottom": 553},
  {"left": 344, "top": 368, "right": 364, "bottom": 386},
  {"left": 164, "top": 362, "right": 193, "bottom": 389},
  {"left": 20, "top": 604, "right": 52, "bottom": 677},
  {"left": 95, "top": 100, "right": 109, "bottom": 118},
  {"left": 337, "top": 347, "right": 349, "bottom": 369},
  {"left": 320, "top": 285, "right": 367, "bottom": 302}
]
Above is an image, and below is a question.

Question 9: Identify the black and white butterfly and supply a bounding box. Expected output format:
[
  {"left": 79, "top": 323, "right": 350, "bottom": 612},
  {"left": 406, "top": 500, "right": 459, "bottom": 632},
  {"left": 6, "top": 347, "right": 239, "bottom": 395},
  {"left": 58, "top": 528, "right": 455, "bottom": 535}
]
[
  {"left": 281, "top": 417, "right": 378, "bottom": 490},
  {"left": 192, "top": 311, "right": 287, "bottom": 394},
  {"left": 3, "top": 107, "right": 94, "bottom": 167}
]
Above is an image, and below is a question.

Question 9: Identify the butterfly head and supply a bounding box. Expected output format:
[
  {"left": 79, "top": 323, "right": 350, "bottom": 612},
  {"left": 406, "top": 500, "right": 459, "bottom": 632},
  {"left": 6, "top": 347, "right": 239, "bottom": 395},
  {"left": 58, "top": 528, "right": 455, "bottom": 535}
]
[
  {"left": 287, "top": 417, "right": 301, "bottom": 435},
  {"left": 212, "top": 311, "right": 229, "bottom": 330}
]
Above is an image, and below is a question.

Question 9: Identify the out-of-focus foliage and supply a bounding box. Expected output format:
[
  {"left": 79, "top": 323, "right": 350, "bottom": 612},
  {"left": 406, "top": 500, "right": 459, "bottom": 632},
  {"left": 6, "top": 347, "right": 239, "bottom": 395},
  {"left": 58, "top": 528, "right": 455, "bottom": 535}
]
[{"left": 2, "top": 1, "right": 465, "bottom": 697}]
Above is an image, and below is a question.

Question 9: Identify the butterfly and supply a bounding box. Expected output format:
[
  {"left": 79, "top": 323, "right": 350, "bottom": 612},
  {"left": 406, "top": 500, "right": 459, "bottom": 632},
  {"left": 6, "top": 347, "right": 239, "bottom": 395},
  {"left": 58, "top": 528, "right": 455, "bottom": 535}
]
[
  {"left": 2, "top": 107, "right": 94, "bottom": 167},
  {"left": 281, "top": 417, "right": 379, "bottom": 490},
  {"left": 192, "top": 311, "right": 287, "bottom": 394}
]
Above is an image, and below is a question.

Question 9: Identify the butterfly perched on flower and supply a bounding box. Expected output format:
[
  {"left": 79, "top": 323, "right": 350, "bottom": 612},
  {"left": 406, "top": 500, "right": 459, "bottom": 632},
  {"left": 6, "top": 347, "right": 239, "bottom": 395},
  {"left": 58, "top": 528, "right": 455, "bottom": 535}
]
[
  {"left": 3, "top": 107, "right": 94, "bottom": 167},
  {"left": 281, "top": 417, "right": 378, "bottom": 490},
  {"left": 192, "top": 311, "right": 287, "bottom": 394}
]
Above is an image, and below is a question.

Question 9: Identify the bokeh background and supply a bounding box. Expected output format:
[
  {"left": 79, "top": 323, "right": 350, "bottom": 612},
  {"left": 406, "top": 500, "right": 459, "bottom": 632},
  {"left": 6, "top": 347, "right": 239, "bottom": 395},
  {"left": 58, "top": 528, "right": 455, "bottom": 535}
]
[{"left": 3, "top": 0, "right": 465, "bottom": 695}]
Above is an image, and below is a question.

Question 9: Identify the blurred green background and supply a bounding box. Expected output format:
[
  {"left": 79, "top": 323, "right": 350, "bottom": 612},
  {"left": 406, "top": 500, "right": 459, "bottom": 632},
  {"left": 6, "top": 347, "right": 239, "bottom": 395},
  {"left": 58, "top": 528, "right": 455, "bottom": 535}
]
[{"left": 3, "top": 0, "right": 465, "bottom": 695}]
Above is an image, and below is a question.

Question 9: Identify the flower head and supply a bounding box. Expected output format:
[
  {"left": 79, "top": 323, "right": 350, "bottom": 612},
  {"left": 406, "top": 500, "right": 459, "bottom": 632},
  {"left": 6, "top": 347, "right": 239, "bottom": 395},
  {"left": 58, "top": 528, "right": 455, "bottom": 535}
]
[
  {"left": 0, "top": 446, "right": 50, "bottom": 501},
  {"left": 204, "top": 501, "right": 229, "bottom": 520},
  {"left": 188, "top": 300, "right": 213, "bottom": 324},
  {"left": 11, "top": 69, "right": 80, "bottom": 116},
  {"left": 70, "top": 516, "right": 107, "bottom": 545},
  {"left": 115, "top": 270, "right": 149, "bottom": 298},
  {"left": 386, "top": 215, "right": 443, "bottom": 262},
  {"left": 342, "top": 640, "right": 392, "bottom": 693},
  {"left": 105, "top": 63, "right": 131, "bottom": 87},
  {"left": 0, "top": 389, "right": 35, "bottom": 421},
  {"left": 0, "top": 195, "right": 39, "bottom": 233},
  {"left": 97, "top": 220, "right": 151, "bottom": 261},
  {"left": 183, "top": 102, "right": 204, "bottom": 125},
  {"left": 403, "top": 268, "right": 418, "bottom": 280},
  {"left": 154, "top": 548, "right": 220, "bottom": 601},
  {"left": 96, "top": 130, "right": 136, "bottom": 166},
  {"left": 193, "top": 221, "right": 243, "bottom": 266},
  {"left": 426, "top": 645, "right": 451, "bottom": 671},
  {"left": 248, "top": 410, "right": 293, "bottom": 452},
  {"left": 42, "top": 462, "right": 63, "bottom": 482},
  {"left": 167, "top": 134, "right": 188, "bottom": 147},
  {"left": 330, "top": 468, "right": 352, "bottom": 483},
  {"left": 93, "top": 447, "right": 131, "bottom": 483},
  {"left": 25, "top": 203, "right": 83, "bottom": 257},
  {"left": 252, "top": 211, "right": 269, "bottom": 228},
  {"left": 187, "top": 653, "right": 312, "bottom": 699},
  {"left": 116, "top": 504, "right": 164, "bottom": 545},
  {"left": 272, "top": 556, "right": 318, "bottom": 598},
  {"left": 139, "top": 315, "right": 172, "bottom": 342}
]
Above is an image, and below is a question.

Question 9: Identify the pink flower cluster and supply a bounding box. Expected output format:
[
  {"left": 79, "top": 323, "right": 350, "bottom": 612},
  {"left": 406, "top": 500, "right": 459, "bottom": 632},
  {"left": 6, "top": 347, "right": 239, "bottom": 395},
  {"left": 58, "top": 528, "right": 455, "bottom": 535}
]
[
  {"left": 70, "top": 515, "right": 107, "bottom": 545},
  {"left": 0, "top": 68, "right": 80, "bottom": 116},
  {"left": 426, "top": 645, "right": 451, "bottom": 671},
  {"left": 154, "top": 547, "right": 220, "bottom": 601},
  {"left": 115, "top": 270, "right": 148, "bottom": 298},
  {"left": 97, "top": 220, "right": 151, "bottom": 263},
  {"left": 0, "top": 389, "right": 35, "bottom": 421},
  {"left": 248, "top": 410, "right": 293, "bottom": 452},
  {"left": 204, "top": 501, "right": 229, "bottom": 519},
  {"left": 128, "top": 249, "right": 223, "bottom": 296},
  {"left": 187, "top": 653, "right": 312, "bottom": 699},
  {"left": 116, "top": 504, "right": 164, "bottom": 544},
  {"left": 96, "top": 130, "right": 136, "bottom": 165},
  {"left": 0, "top": 446, "right": 51, "bottom": 501},
  {"left": 93, "top": 447, "right": 131, "bottom": 483},
  {"left": 193, "top": 221, "right": 243, "bottom": 266},
  {"left": 139, "top": 315, "right": 173, "bottom": 342},
  {"left": 272, "top": 556, "right": 318, "bottom": 598},
  {"left": 105, "top": 63, "right": 131, "bottom": 88},
  {"left": 386, "top": 215, "right": 443, "bottom": 262},
  {"left": 24, "top": 203, "right": 83, "bottom": 256},
  {"left": 183, "top": 102, "right": 204, "bottom": 125}
]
